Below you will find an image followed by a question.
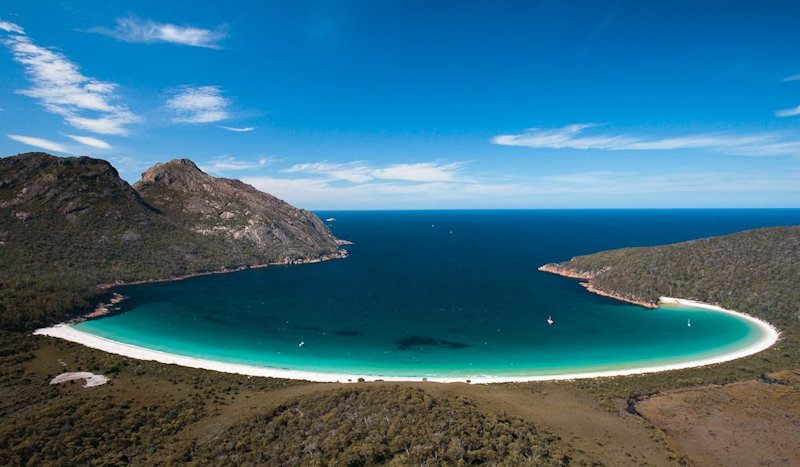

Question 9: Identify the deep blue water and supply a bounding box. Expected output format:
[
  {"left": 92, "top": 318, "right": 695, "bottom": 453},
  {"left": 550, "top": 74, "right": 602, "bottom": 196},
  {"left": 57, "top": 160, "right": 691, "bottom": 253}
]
[{"left": 76, "top": 210, "right": 800, "bottom": 378}]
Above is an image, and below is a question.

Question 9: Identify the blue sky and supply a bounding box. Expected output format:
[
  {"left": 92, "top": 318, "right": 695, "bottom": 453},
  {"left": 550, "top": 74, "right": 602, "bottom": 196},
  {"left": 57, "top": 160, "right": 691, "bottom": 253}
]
[{"left": 1, "top": 1, "right": 800, "bottom": 209}]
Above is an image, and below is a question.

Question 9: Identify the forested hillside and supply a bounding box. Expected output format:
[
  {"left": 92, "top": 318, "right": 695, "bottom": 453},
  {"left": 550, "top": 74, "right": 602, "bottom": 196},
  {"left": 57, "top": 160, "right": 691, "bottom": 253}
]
[{"left": 0, "top": 152, "right": 343, "bottom": 330}]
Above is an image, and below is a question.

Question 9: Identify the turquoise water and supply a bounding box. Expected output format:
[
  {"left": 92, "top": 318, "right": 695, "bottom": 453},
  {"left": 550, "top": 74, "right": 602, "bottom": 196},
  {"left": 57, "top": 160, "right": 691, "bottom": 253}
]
[{"left": 75, "top": 210, "right": 799, "bottom": 378}]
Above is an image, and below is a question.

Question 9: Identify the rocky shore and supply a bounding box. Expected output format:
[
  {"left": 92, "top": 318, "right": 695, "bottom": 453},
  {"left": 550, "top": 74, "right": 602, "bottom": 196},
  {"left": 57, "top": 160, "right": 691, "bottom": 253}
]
[
  {"left": 538, "top": 263, "right": 657, "bottom": 308},
  {"left": 99, "top": 248, "right": 349, "bottom": 289},
  {"left": 537, "top": 263, "right": 594, "bottom": 280},
  {"left": 82, "top": 293, "right": 128, "bottom": 321}
]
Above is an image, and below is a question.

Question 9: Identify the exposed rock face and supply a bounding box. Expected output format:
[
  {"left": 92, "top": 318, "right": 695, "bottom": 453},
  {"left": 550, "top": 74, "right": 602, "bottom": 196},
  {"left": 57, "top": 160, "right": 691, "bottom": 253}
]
[
  {"left": 0, "top": 152, "right": 155, "bottom": 224},
  {"left": 2, "top": 152, "right": 345, "bottom": 329},
  {"left": 1, "top": 152, "right": 343, "bottom": 293},
  {"left": 133, "top": 159, "right": 340, "bottom": 261}
]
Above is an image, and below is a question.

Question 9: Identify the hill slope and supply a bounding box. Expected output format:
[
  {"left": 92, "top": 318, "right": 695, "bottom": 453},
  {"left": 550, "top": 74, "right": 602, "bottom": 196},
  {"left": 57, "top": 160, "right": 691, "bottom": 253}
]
[
  {"left": 134, "top": 158, "right": 340, "bottom": 263},
  {"left": 540, "top": 226, "right": 800, "bottom": 329},
  {"left": 0, "top": 152, "right": 343, "bottom": 330}
]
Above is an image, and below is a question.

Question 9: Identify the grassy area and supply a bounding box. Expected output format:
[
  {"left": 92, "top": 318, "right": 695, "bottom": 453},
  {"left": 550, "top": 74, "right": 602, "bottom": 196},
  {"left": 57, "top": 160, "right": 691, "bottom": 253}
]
[{"left": 542, "top": 226, "right": 800, "bottom": 409}]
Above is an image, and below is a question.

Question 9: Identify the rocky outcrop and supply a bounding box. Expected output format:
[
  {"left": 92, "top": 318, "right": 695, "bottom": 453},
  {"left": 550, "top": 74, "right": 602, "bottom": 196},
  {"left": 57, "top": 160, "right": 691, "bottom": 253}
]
[
  {"left": 539, "top": 262, "right": 657, "bottom": 308},
  {"left": 0, "top": 153, "right": 346, "bottom": 329},
  {"left": 134, "top": 159, "right": 340, "bottom": 262},
  {"left": 537, "top": 263, "right": 594, "bottom": 280},
  {"left": 0, "top": 152, "right": 156, "bottom": 222}
]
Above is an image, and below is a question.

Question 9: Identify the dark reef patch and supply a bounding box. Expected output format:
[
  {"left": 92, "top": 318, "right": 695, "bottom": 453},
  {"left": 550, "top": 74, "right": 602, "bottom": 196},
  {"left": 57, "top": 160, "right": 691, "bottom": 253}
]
[
  {"left": 203, "top": 315, "right": 229, "bottom": 325},
  {"left": 396, "top": 335, "right": 468, "bottom": 351}
]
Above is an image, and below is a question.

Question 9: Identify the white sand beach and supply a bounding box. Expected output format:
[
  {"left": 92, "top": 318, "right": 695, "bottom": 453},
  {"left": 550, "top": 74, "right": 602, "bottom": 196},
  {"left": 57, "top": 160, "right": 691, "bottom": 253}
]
[{"left": 33, "top": 297, "right": 780, "bottom": 384}]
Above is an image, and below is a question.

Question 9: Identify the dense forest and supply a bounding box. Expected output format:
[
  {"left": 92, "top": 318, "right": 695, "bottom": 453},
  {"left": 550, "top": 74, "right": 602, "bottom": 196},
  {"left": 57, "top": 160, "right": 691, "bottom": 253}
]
[
  {"left": 545, "top": 226, "right": 800, "bottom": 329},
  {"left": 192, "top": 386, "right": 567, "bottom": 465}
]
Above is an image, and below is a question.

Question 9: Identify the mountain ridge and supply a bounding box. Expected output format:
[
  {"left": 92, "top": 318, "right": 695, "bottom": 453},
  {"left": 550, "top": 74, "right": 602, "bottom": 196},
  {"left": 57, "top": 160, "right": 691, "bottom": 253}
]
[{"left": 0, "top": 152, "right": 344, "bottom": 330}]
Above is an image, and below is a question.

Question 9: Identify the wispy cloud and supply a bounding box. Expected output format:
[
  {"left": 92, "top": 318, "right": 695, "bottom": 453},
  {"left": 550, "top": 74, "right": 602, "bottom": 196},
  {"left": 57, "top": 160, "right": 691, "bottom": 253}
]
[
  {"left": 537, "top": 171, "right": 800, "bottom": 194},
  {"left": 201, "top": 156, "right": 271, "bottom": 172},
  {"left": 221, "top": 126, "right": 254, "bottom": 132},
  {"left": 0, "top": 20, "right": 138, "bottom": 135},
  {"left": 775, "top": 105, "right": 800, "bottom": 118},
  {"left": 167, "top": 85, "right": 230, "bottom": 123},
  {"left": 783, "top": 73, "right": 800, "bottom": 82},
  {"left": 284, "top": 162, "right": 374, "bottom": 183},
  {"left": 65, "top": 134, "right": 111, "bottom": 149},
  {"left": 242, "top": 168, "right": 800, "bottom": 210},
  {"left": 283, "top": 161, "right": 468, "bottom": 183},
  {"left": 89, "top": 16, "right": 226, "bottom": 49},
  {"left": 7, "top": 134, "right": 67, "bottom": 152},
  {"left": 372, "top": 162, "right": 466, "bottom": 182},
  {"left": 493, "top": 123, "right": 800, "bottom": 157},
  {"left": 0, "top": 21, "right": 23, "bottom": 34}
]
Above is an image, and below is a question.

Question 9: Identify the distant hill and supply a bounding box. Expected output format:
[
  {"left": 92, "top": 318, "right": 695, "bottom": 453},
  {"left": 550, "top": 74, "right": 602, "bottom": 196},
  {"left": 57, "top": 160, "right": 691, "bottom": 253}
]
[
  {"left": 0, "top": 152, "right": 344, "bottom": 330},
  {"left": 540, "top": 226, "right": 800, "bottom": 329}
]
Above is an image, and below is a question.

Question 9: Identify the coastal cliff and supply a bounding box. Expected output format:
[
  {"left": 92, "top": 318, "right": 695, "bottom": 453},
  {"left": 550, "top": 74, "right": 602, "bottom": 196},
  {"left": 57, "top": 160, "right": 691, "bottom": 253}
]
[{"left": 0, "top": 152, "right": 345, "bottom": 330}]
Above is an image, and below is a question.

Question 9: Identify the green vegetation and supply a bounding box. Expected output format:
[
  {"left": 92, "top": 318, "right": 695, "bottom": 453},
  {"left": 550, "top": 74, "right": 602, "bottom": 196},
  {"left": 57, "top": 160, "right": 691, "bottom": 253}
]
[
  {"left": 192, "top": 386, "right": 567, "bottom": 465},
  {"left": 2, "top": 152, "right": 798, "bottom": 464},
  {"left": 553, "top": 226, "right": 800, "bottom": 329},
  {"left": 0, "top": 330, "right": 306, "bottom": 465},
  {"left": 543, "top": 226, "right": 800, "bottom": 407},
  {"left": 0, "top": 332, "right": 569, "bottom": 466},
  {"left": 0, "top": 152, "right": 341, "bottom": 331}
]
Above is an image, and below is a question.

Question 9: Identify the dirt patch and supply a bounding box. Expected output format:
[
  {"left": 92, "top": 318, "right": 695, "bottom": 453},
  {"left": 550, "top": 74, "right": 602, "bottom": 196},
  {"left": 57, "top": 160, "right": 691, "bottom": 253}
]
[
  {"left": 421, "top": 382, "right": 680, "bottom": 466},
  {"left": 638, "top": 369, "right": 800, "bottom": 466}
]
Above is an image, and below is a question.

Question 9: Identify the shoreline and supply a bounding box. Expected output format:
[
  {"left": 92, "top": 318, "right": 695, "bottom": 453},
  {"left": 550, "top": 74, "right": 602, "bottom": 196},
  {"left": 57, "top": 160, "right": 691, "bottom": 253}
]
[
  {"left": 539, "top": 263, "right": 657, "bottom": 308},
  {"left": 98, "top": 249, "right": 348, "bottom": 290},
  {"left": 33, "top": 297, "right": 780, "bottom": 384}
]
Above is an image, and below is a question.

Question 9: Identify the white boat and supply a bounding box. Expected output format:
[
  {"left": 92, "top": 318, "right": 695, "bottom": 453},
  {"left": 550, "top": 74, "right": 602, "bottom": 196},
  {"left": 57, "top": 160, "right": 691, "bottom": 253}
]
[
  {"left": 299, "top": 340, "right": 305, "bottom": 347},
  {"left": 325, "top": 217, "right": 336, "bottom": 222},
  {"left": 687, "top": 319, "right": 692, "bottom": 327},
  {"left": 547, "top": 316, "right": 554, "bottom": 325}
]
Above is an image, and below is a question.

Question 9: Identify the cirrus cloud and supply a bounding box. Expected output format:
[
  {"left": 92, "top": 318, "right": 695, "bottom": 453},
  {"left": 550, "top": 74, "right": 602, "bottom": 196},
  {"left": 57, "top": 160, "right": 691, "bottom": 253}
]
[
  {"left": 7, "top": 134, "right": 67, "bottom": 152},
  {"left": 221, "top": 126, "right": 254, "bottom": 132},
  {"left": 493, "top": 123, "right": 800, "bottom": 157},
  {"left": 775, "top": 106, "right": 800, "bottom": 118},
  {"left": 89, "top": 16, "right": 227, "bottom": 49},
  {"left": 201, "top": 156, "right": 272, "bottom": 172},
  {"left": 0, "top": 20, "right": 138, "bottom": 135},
  {"left": 65, "top": 134, "right": 111, "bottom": 149},
  {"left": 283, "top": 161, "right": 468, "bottom": 183}
]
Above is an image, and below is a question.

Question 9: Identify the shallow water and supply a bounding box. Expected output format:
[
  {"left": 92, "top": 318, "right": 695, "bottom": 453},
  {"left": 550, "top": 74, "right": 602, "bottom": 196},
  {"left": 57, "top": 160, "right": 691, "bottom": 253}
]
[{"left": 76, "top": 210, "right": 799, "bottom": 378}]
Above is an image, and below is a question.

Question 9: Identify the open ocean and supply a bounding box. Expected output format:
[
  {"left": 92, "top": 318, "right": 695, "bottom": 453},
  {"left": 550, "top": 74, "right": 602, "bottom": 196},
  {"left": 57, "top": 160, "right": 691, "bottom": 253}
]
[{"left": 75, "top": 209, "right": 800, "bottom": 378}]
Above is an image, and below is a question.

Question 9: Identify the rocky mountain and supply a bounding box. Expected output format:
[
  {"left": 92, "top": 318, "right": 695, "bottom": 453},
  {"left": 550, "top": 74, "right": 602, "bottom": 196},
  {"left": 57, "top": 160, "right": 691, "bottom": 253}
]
[
  {"left": 134, "top": 158, "right": 340, "bottom": 263},
  {"left": 0, "top": 152, "right": 344, "bottom": 330}
]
